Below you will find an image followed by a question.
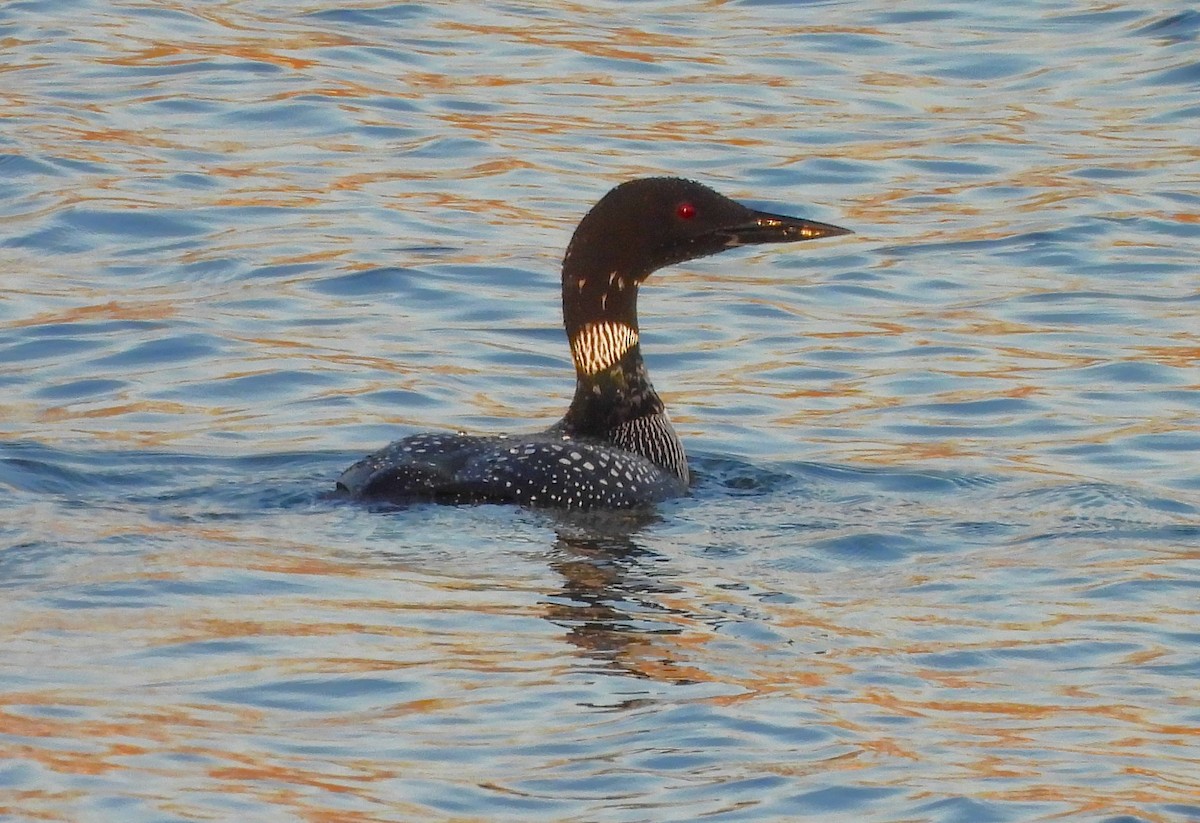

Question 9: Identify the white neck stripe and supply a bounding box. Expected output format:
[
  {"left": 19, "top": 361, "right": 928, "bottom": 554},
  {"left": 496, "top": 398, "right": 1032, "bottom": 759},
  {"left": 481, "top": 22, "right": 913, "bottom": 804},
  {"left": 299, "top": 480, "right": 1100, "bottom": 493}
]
[{"left": 570, "top": 322, "right": 638, "bottom": 375}]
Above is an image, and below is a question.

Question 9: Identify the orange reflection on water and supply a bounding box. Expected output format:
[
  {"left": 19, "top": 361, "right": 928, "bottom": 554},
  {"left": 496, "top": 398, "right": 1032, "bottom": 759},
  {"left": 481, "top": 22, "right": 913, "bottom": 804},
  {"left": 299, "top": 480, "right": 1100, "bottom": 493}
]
[
  {"left": 10, "top": 300, "right": 178, "bottom": 329},
  {"left": 97, "top": 39, "right": 343, "bottom": 72}
]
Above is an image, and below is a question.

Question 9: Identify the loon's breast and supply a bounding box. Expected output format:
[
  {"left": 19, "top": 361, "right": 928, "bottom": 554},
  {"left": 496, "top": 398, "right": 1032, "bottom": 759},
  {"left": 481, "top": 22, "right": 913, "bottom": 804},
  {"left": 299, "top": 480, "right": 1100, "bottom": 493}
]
[{"left": 337, "top": 431, "right": 687, "bottom": 508}]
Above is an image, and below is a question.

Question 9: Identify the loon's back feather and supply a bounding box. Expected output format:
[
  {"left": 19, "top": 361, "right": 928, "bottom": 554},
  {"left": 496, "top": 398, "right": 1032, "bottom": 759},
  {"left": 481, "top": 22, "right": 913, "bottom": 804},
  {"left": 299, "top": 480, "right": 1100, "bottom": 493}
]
[{"left": 338, "top": 432, "right": 687, "bottom": 508}]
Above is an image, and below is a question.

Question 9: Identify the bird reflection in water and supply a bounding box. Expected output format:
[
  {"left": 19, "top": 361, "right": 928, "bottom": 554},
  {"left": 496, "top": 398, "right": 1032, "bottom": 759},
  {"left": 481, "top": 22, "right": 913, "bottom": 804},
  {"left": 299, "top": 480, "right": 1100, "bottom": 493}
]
[{"left": 540, "top": 509, "right": 707, "bottom": 686}]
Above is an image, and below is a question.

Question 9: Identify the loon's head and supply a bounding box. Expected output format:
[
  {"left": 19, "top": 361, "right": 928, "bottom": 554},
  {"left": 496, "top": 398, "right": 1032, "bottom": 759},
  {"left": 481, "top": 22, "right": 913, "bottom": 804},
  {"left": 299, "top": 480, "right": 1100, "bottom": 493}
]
[
  {"left": 561, "top": 177, "right": 850, "bottom": 339},
  {"left": 564, "top": 177, "right": 849, "bottom": 284}
]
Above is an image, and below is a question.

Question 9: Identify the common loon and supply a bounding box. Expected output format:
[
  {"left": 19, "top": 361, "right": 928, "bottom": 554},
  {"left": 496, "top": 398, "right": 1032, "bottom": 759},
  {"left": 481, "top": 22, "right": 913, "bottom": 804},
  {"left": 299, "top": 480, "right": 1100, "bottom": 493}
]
[{"left": 337, "top": 177, "right": 850, "bottom": 509}]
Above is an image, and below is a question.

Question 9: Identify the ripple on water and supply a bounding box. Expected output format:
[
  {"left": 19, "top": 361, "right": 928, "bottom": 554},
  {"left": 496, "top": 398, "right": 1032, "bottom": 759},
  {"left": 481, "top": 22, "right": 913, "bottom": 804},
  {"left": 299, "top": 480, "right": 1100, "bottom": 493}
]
[{"left": 2, "top": 1, "right": 1200, "bottom": 821}]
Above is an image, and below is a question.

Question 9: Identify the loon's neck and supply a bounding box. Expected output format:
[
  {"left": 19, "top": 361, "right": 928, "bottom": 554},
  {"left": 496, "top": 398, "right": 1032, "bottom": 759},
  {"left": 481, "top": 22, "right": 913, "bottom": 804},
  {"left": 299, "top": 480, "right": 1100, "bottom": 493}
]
[
  {"left": 555, "top": 249, "right": 689, "bottom": 486},
  {"left": 560, "top": 342, "right": 664, "bottom": 434},
  {"left": 558, "top": 263, "right": 665, "bottom": 437}
]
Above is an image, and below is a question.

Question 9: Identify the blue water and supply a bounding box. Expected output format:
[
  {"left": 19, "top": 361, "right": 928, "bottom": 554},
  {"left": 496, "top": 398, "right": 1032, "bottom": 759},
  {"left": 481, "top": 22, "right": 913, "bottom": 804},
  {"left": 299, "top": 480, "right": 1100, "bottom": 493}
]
[{"left": 2, "top": 1, "right": 1199, "bottom": 821}]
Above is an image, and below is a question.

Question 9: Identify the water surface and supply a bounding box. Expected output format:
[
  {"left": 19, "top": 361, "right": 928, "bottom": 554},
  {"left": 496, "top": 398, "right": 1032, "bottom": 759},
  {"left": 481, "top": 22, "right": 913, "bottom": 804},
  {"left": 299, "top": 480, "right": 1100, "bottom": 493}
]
[{"left": 2, "top": 1, "right": 1198, "bottom": 821}]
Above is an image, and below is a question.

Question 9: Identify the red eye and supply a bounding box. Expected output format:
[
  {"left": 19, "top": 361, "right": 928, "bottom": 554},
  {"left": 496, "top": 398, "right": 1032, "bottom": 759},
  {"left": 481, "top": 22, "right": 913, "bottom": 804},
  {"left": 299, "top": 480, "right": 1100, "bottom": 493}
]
[{"left": 676, "top": 202, "right": 696, "bottom": 220}]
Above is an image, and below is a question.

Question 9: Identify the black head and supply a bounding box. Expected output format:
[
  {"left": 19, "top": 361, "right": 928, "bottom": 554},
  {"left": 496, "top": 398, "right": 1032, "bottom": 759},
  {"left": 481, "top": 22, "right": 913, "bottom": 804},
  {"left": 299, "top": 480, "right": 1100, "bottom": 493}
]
[{"left": 562, "top": 177, "right": 850, "bottom": 285}]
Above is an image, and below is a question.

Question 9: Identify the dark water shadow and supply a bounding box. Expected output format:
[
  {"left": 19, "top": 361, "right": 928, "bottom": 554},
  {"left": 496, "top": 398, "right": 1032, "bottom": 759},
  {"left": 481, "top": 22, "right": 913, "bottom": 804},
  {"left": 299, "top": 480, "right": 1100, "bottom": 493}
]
[{"left": 0, "top": 439, "right": 343, "bottom": 513}]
